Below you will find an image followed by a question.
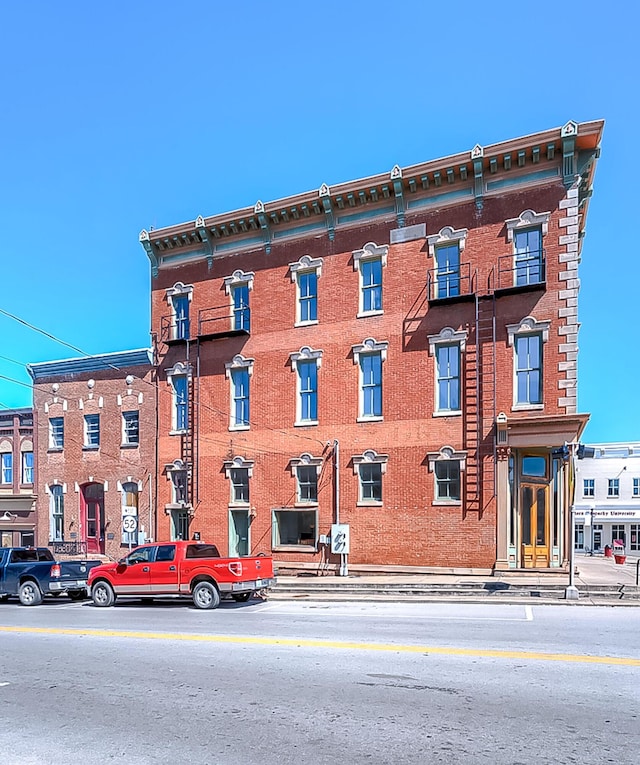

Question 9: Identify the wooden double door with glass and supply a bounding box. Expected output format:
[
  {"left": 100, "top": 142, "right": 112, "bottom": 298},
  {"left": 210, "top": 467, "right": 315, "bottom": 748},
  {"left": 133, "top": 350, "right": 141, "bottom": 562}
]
[{"left": 520, "top": 482, "right": 550, "bottom": 568}]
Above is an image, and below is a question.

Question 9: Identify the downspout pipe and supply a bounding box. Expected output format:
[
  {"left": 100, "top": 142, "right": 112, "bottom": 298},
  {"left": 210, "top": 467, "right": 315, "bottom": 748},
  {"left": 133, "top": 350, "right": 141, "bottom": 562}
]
[{"left": 334, "top": 439, "right": 339, "bottom": 525}]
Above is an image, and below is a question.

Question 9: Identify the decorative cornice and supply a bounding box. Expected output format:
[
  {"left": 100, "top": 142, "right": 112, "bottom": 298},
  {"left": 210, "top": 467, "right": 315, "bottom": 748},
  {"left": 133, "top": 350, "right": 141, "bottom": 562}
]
[
  {"left": 195, "top": 215, "right": 213, "bottom": 270},
  {"left": 391, "top": 165, "right": 405, "bottom": 227},
  {"left": 254, "top": 200, "right": 271, "bottom": 254},
  {"left": 319, "top": 184, "right": 335, "bottom": 241},
  {"left": 139, "top": 229, "right": 159, "bottom": 278},
  {"left": 166, "top": 282, "right": 194, "bottom": 300},
  {"left": 139, "top": 121, "right": 604, "bottom": 268},
  {"left": 27, "top": 349, "right": 152, "bottom": 381}
]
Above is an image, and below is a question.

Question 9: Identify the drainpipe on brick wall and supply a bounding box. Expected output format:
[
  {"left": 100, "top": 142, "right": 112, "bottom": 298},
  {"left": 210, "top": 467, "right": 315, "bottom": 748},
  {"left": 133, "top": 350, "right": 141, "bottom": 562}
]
[{"left": 334, "top": 439, "right": 340, "bottom": 525}]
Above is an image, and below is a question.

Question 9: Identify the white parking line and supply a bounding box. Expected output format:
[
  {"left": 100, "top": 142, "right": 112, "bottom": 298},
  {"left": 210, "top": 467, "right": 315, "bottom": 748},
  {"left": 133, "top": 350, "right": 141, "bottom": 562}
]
[{"left": 243, "top": 603, "right": 534, "bottom": 622}]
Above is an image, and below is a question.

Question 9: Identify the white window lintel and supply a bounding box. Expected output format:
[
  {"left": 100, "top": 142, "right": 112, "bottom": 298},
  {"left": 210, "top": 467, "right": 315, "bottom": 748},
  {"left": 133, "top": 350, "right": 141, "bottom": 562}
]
[
  {"left": 426, "top": 226, "right": 468, "bottom": 257},
  {"left": 427, "top": 446, "right": 467, "bottom": 472},
  {"left": 428, "top": 327, "right": 468, "bottom": 355},
  {"left": 166, "top": 282, "right": 194, "bottom": 301},
  {"left": 225, "top": 354, "right": 255, "bottom": 379},
  {"left": 352, "top": 449, "right": 389, "bottom": 474},
  {"left": 352, "top": 337, "right": 389, "bottom": 364},
  {"left": 290, "top": 346, "right": 323, "bottom": 371},
  {"left": 224, "top": 270, "right": 255, "bottom": 294},
  {"left": 506, "top": 316, "right": 551, "bottom": 346},
  {"left": 505, "top": 210, "right": 551, "bottom": 242},
  {"left": 352, "top": 242, "right": 389, "bottom": 270},
  {"left": 289, "top": 254, "right": 323, "bottom": 281},
  {"left": 223, "top": 455, "right": 255, "bottom": 479}
]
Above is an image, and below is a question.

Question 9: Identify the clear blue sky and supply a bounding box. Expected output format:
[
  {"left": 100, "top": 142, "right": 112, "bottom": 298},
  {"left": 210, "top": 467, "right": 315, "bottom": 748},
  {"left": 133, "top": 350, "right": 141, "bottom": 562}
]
[{"left": 0, "top": 1, "right": 637, "bottom": 443}]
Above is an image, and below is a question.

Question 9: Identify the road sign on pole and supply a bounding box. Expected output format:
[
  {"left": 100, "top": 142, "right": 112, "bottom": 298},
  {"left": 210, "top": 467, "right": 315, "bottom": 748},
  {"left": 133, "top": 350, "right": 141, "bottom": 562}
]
[{"left": 123, "top": 515, "right": 138, "bottom": 534}]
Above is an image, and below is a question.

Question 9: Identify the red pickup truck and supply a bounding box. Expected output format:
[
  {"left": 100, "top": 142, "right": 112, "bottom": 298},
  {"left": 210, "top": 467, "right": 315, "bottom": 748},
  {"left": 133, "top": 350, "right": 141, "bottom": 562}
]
[{"left": 88, "top": 541, "right": 275, "bottom": 609}]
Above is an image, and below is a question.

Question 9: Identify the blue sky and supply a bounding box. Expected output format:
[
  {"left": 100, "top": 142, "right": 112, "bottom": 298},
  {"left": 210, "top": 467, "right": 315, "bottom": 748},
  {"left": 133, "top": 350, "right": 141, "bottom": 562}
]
[{"left": 0, "top": 1, "right": 637, "bottom": 443}]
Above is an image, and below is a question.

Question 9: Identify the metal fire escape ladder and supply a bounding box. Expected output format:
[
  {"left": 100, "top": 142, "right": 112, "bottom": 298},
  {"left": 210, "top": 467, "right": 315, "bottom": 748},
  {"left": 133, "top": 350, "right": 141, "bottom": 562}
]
[
  {"left": 465, "top": 287, "right": 497, "bottom": 513},
  {"left": 180, "top": 338, "right": 198, "bottom": 510}
]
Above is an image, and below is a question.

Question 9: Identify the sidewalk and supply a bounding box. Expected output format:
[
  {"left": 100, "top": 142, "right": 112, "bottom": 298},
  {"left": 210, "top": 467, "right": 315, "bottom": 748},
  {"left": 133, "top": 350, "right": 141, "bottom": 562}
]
[{"left": 269, "top": 554, "right": 640, "bottom": 605}]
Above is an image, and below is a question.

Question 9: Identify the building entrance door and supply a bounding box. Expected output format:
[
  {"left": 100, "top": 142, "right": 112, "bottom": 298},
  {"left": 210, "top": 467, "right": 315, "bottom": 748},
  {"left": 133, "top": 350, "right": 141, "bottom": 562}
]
[
  {"left": 520, "top": 483, "right": 549, "bottom": 567},
  {"left": 229, "top": 510, "right": 249, "bottom": 557},
  {"left": 82, "top": 483, "right": 105, "bottom": 555}
]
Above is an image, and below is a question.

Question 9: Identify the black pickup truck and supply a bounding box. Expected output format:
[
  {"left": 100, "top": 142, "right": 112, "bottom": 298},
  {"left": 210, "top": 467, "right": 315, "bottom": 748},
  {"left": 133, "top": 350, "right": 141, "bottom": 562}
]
[{"left": 0, "top": 547, "right": 102, "bottom": 605}]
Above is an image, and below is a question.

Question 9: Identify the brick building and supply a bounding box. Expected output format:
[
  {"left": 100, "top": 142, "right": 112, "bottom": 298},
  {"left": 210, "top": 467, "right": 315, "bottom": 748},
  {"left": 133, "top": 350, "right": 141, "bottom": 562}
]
[
  {"left": 0, "top": 408, "right": 36, "bottom": 547},
  {"left": 27, "top": 350, "right": 155, "bottom": 559},
  {"left": 140, "top": 119, "right": 603, "bottom": 572}
]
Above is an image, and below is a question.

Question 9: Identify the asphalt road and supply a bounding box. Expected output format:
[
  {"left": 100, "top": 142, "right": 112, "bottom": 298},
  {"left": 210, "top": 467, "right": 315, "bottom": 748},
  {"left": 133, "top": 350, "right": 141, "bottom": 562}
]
[{"left": 1, "top": 597, "right": 638, "bottom": 765}]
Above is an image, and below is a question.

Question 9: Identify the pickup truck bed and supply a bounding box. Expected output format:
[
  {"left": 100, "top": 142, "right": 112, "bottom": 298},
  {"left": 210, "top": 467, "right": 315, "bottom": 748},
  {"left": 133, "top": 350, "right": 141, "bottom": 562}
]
[{"left": 0, "top": 547, "right": 102, "bottom": 605}]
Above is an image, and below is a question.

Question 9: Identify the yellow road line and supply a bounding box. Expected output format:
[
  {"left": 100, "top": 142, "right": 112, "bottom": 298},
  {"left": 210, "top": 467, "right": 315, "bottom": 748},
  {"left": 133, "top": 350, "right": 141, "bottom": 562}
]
[{"left": 1, "top": 625, "right": 638, "bottom": 666}]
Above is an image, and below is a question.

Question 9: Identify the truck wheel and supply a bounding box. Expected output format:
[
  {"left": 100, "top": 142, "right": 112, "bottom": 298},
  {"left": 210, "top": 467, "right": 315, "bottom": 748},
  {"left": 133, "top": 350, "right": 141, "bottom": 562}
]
[
  {"left": 68, "top": 590, "right": 87, "bottom": 602},
  {"left": 18, "top": 580, "right": 43, "bottom": 606},
  {"left": 92, "top": 581, "right": 115, "bottom": 607},
  {"left": 192, "top": 581, "right": 220, "bottom": 610},
  {"left": 232, "top": 592, "right": 252, "bottom": 603}
]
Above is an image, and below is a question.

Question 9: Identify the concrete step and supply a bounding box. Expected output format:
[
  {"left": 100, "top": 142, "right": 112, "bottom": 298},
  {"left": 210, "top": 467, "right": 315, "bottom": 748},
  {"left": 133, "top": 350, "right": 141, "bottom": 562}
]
[{"left": 270, "top": 582, "right": 640, "bottom": 601}]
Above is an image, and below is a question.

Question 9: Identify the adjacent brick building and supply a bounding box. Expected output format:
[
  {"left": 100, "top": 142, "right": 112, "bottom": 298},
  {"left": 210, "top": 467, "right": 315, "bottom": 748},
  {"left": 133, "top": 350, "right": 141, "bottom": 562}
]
[
  {"left": 0, "top": 408, "right": 36, "bottom": 547},
  {"left": 140, "top": 119, "right": 603, "bottom": 572},
  {"left": 27, "top": 350, "right": 155, "bottom": 559}
]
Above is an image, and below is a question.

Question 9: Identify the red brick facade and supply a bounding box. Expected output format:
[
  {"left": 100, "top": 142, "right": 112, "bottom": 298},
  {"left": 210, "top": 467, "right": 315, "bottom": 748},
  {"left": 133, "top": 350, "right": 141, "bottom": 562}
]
[
  {"left": 28, "top": 353, "right": 155, "bottom": 560},
  {"left": 144, "top": 121, "right": 603, "bottom": 572}
]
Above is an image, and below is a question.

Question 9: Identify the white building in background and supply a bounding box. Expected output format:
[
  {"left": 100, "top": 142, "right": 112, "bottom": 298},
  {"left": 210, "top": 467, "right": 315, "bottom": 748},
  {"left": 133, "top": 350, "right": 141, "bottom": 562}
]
[{"left": 573, "top": 443, "right": 640, "bottom": 553}]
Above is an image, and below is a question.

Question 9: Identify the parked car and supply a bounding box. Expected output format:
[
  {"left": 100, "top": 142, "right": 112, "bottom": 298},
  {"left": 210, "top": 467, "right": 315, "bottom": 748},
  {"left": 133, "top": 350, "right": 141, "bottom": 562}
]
[
  {"left": 88, "top": 541, "right": 275, "bottom": 609},
  {"left": 0, "top": 547, "right": 102, "bottom": 606}
]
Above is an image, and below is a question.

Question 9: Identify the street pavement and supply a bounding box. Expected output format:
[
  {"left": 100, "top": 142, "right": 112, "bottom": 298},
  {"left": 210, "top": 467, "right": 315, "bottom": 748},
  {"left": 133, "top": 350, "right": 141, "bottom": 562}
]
[{"left": 270, "top": 553, "right": 640, "bottom": 605}]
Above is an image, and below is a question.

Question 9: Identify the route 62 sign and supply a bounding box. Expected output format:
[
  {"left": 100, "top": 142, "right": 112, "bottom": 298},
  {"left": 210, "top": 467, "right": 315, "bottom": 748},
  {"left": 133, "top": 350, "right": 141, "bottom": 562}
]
[{"left": 122, "top": 515, "right": 138, "bottom": 534}]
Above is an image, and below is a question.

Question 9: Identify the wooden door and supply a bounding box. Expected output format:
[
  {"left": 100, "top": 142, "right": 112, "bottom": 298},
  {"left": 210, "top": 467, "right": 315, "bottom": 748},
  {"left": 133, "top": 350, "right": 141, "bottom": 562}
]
[{"left": 520, "top": 483, "right": 549, "bottom": 568}]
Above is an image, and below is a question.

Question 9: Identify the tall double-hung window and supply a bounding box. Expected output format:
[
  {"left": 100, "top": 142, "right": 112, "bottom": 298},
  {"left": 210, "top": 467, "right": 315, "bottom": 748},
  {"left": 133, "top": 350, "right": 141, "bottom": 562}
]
[
  {"left": 352, "top": 242, "right": 388, "bottom": 317},
  {"left": 428, "top": 327, "right": 467, "bottom": 415},
  {"left": 290, "top": 255, "right": 322, "bottom": 326},
  {"left": 290, "top": 347, "right": 322, "bottom": 426},
  {"left": 49, "top": 484, "right": 64, "bottom": 542},
  {"left": 352, "top": 338, "right": 388, "bottom": 421},
  {"left": 426, "top": 227, "right": 468, "bottom": 300},
  {"left": 435, "top": 244, "right": 461, "bottom": 298},
  {"left": 507, "top": 317, "right": 550, "bottom": 410},
  {"left": 166, "top": 282, "right": 193, "bottom": 340},
  {"left": 84, "top": 414, "right": 100, "bottom": 448},
  {"left": 505, "top": 210, "right": 550, "bottom": 288},
  {"left": 166, "top": 363, "right": 190, "bottom": 433},
  {"left": 224, "top": 270, "right": 254, "bottom": 333},
  {"left": 225, "top": 355, "right": 254, "bottom": 430}
]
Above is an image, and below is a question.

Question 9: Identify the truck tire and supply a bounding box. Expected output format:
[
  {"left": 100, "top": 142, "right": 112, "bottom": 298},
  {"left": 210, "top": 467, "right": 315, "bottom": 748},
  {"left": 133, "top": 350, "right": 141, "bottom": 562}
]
[
  {"left": 18, "top": 580, "right": 43, "bottom": 606},
  {"left": 192, "top": 581, "right": 220, "bottom": 610},
  {"left": 232, "top": 592, "right": 252, "bottom": 603},
  {"left": 68, "top": 590, "right": 87, "bottom": 602},
  {"left": 92, "top": 581, "right": 115, "bottom": 607}
]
